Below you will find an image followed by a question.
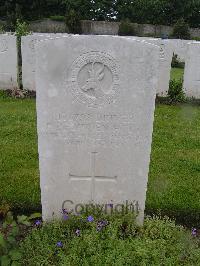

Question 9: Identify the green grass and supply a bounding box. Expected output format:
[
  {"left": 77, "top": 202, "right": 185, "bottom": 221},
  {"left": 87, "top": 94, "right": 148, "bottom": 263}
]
[
  {"left": 0, "top": 94, "right": 40, "bottom": 212},
  {"left": 170, "top": 67, "right": 184, "bottom": 81},
  {"left": 146, "top": 104, "right": 200, "bottom": 225},
  {"left": 0, "top": 93, "right": 200, "bottom": 225}
]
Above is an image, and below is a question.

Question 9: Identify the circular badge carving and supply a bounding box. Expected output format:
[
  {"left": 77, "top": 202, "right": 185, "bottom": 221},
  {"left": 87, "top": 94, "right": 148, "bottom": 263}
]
[
  {"left": 68, "top": 51, "right": 120, "bottom": 108},
  {"left": 0, "top": 39, "right": 8, "bottom": 53}
]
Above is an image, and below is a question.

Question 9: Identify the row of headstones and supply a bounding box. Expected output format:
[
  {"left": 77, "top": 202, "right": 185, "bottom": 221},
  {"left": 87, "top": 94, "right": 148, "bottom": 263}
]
[
  {"left": 0, "top": 33, "right": 200, "bottom": 98},
  {"left": 1, "top": 34, "right": 199, "bottom": 223}
]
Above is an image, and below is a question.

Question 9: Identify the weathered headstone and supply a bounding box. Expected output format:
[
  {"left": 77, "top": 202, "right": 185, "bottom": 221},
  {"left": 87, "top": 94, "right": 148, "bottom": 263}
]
[
  {"left": 184, "top": 42, "right": 200, "bottom": 98},
  {"left": 142, "top": 38, "right": 173, "bottom": 96},
  {"left": 21, "top": 33, "right": 67, "bottom": 91},
  {"left": 0, "top": 34, "right": 17, "bottom": 90},
  {"left": 157, "top": 40, "right": 173, "bottom": 96},
  {"left": 129, "top": 37, "right": 173, "bottom": 96},
  {"left": 168, "top": 39, "right": 192, "bottom": 62},
  {"left": 36, "top": 35, "right": 159, "bottom": 224}
]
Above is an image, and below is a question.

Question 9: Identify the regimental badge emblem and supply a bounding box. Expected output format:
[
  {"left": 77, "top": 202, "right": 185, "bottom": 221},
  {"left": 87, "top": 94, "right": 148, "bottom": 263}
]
[{"left": 68, "top": 51, "right": 120, "bottom": 108}]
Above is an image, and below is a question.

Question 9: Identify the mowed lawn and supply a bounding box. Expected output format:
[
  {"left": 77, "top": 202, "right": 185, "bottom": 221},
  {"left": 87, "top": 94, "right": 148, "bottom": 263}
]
[
  {"left": 0, "top": 92, "right": 200, "bottom": 225},
  {"left": 170, "top": 67, "right": 184, "bottom": 81},
  {"left": 0, "top": 95, "right": 40, "bottom": 212}
]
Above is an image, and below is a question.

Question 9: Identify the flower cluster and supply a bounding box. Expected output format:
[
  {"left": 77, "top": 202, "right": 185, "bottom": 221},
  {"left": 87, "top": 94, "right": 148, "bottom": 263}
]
[
  {"left": 192, "top": 228, "right": 197, "bottom": 237},
  {"left": 97, "top": 220, "right": 108, "bottom": 232},
  {"left": 56, "top": 241, "right": 63, "bottom": 248},
  {"left": 62, "top": 209, "right": 70, "bottom": 221},
  {"left": 87, "top": 215, "right": 94, "bottom": 222},
  {"left": 75, "top": 229, "right": 81, "bottom": 236},
  {"left": 35, "top": 220, "right": 42, "bottom": 226},
  {"left": 53, "top": 213, "right": 109, "bottom": 251}
]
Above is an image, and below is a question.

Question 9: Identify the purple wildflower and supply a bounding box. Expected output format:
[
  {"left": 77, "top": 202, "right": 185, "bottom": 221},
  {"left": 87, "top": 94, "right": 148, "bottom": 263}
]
[
  {"left": 62, "top": 214, "right": 69, "bottom": 221},
  {"left": 192, "top": 228, "right": 197, "bottom": 237},
  {"left": 75, "top": 229, "right": 81, "bottom": 236},
  {"left": 62, "top": 209, "right": 69, "bottom": 214},
  {"left": 87, "top": 215, "right": 94, "bottom": 222},
  {"left": 56, "top": 241, "right": 63, "bottom": 248},
  {"left": 96, "top": 220, "right": 108, "bottom": 231},
  {"left": 35, "top": 220, "right": 42, "bottom": 226},
  {"left": 107, "top": 203, "right": 113, "bottom": 208}
]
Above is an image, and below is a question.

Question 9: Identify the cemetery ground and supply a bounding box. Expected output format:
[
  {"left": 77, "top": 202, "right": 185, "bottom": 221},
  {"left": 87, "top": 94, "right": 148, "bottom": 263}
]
[
  {"left": 1, "top": 68, "right": 200, "bottom": 264},
  {"left": 170, "top": 67, "right": 184, "bottom": 81}
]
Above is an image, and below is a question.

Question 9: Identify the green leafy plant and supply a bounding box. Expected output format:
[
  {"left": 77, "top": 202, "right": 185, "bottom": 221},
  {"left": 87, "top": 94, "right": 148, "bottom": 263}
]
[
  {"left": 15, "top": 19, "right": 29, "bottom": 38},
  {"left": 171, "top": 53, "right": 185, "bottom": 69},
  {"left": 20, "top": 213, "right": 200, "bottom": 265},
  {"left": 168, "top": 79, "right": 186, "bottom": 103},
  {"left": 118, "top": 19, "right": 136, "bottom": 36},
  {"left": 65, "top": 9, "right": 82, "bottom": 34},
  {"left": 0, "top": 212, "right": 41, "bottom": 266},
  {"left": 0, "top": 24, "right": 5, "bottom": 33},
  {"left": 172, "top": 18, "right": 191, "bottom": 40}
]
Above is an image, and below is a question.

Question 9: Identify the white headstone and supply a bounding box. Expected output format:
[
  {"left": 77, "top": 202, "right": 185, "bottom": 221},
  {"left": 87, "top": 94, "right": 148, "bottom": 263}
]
[
  {"left": 21, "top": 33, "right": 67, "bottom": 91},
  {"left": 157, "top": 40, "right": 173, "bottom": 96},
  {"left": 36, "top": 35, "right": 159, "bottom": 224},
  {"left": 129, "top": 37, "right": 173, "bottom": 96},
  {"left": 184, "top": 42, "right": 200, "bottom": 98},
  {"left": 168, "top": 39, "right": 192, "bottom": 62},
  {"left": 142, "top": 39, "right": 173, "bottom": 96},
  {"left": 0, "top": 34, "right": 17, "bottom": 90}
]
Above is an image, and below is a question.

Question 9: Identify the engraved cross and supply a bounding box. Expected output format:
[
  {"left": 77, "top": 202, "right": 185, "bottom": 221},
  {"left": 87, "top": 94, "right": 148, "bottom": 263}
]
[{"left": 69, "top": 152, "right": 117, "bottom": 201}]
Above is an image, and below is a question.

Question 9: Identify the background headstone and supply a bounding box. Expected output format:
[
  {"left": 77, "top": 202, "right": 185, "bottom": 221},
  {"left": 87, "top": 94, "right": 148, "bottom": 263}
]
[
  {"left": 157, "top": 40, "right": 173, "bottom": 96},
  {"left": 168, "top": 39, "right": 192, "bottom": 62},
  {"left": 21, "top": 33, "right": 67, "bottom": 91},
  {"left": 0, "top": 34, "right": 18, "bottom": 90},
  {"left": 36, "top": 35, "right": 159, "bottom": 224},
  {"left": 132, "top": 37, "right": 173, "bottom": 96},
  {"left": 184, "top": 42, "right": 200, "bottom": 99}
]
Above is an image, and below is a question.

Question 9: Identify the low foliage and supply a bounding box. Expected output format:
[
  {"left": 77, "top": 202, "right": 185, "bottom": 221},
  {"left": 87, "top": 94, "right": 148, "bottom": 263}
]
[
  {"left": 118, "top": 20, "right": 136, "bottom": 36},
  {"left": 20, "top": 213, "right": 200, "bottom": 266},
  {"left": 168, "top": 79, "right": 186, "bottom": 103},
  {"left": 0, "top": 91, "right": 10, "bottom": 99},
  {"left": 49, "top": 15, "right": 65, "bottom": 22},
  {"left": 0, "top": 212, "right": 41, "bottom": 266}
]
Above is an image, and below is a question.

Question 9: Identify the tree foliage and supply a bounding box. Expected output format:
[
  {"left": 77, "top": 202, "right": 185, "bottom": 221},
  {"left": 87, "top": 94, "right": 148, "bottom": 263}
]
[
  {"left": 65, "top": 9, "right": 82, "bottom": 34},
  {"left": 0, "top": 0, "right": 199, "bottom": 30},
  {"left": 172, "top": 18, "right": 191, "bottom": 39},
  {"left": 118, "top": 19, "right": 136, "bottom": 36}
]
